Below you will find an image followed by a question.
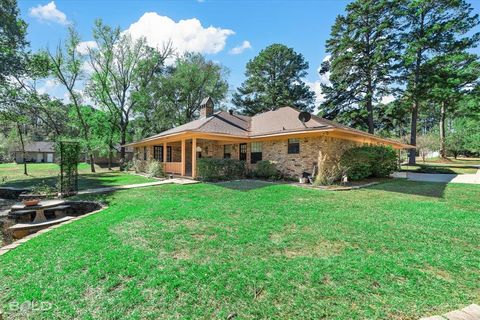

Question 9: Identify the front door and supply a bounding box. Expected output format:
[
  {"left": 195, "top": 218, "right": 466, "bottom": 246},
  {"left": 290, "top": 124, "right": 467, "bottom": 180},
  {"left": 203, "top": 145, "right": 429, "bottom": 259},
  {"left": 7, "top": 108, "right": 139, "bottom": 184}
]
[
  {"left": 46, "top": 153, "right": 53, "bottom": 163},
  {"left": 36, "top": 153, "right": 43, "bottom": 163}
]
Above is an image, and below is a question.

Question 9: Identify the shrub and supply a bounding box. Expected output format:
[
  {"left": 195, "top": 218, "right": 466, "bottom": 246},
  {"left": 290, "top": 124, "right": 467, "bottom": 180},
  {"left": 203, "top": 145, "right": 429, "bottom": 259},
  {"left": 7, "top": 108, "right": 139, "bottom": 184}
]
[
  {"left": 147, "top": 160, "right": 165, "bottom": 178},
  {"left": 340, "top": 145, "right": 397, "bottom": 180},
  {"left": 197, "top": 158, "right": 246, "bottom": 181},
  {"left": 313, "top": 151, "right": 345, "bottom": 186},
  {"left": 132, "top": 159, "right": 146, "bottom": 173},
  {"left": 253, "top": 160, "right": 281, "bottom": 180}
]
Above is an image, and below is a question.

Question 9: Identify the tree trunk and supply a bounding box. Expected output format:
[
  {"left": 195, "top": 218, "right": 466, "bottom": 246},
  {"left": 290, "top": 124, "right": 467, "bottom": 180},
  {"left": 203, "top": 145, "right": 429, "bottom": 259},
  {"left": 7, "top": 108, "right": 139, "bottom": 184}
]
[
  {"left": 439, "top": 102, "right": 446, "bottom": 158},
  {"left": 89, "top": 154, "right": 95, "bottom": 172},
  {"left": 108, "top": 149, "right": 112, "bottom": 171},
  {"left": 120, "top": 129, "right": 126, "bottom": 171},
  {"left": 366, "top": 94, "right": 374, "bottom": 134},
  {"left": 408, "top": 102, "right": 418, "bottom": 165},
  {"left": 17, "top": 123, "right": 27, "bottom": 175}
]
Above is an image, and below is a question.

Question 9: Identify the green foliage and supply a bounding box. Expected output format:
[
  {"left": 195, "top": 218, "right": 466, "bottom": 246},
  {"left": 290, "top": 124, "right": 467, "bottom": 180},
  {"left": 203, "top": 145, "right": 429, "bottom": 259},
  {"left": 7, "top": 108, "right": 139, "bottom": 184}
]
[
  {"left": 0, "top": 0, "right": 28, "bottom": 84},
  {"left": 232, "top": 44, "right": 315, "bottom": 115},
  {"left": 416, "top": 132, "right": 440, "bottom": 163},
  {"left": 340, "top": 145, "right": 397, "bottom": 180},
  {"left": 139, "top": 52, "right": 229, "bottom": 132},
  {"left": 196, "top": 158, "right": 246, "bottom": 182},
  {"left": 147, "top": 160, "right": 165, "bottom": 178},
  {"left": 253, "top": 160, "right": 281, "bottom": 180},
  {"left": 56, "top": 140, "right": 81, "bottom": 196},
  {"left": 132, "top": 159, "right": 146, "bottom": 173},
  {"left": 320, "top": 0, "right": 399, "bottom": 133},
  {"left": 30, "top": 181, "right": 56, "bottom": 196}
]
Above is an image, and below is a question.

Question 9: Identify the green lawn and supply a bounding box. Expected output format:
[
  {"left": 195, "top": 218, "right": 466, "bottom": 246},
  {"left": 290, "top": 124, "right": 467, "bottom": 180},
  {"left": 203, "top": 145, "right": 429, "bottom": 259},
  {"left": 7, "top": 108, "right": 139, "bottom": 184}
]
[
  {"left": 0, "top": 163, "right": 155, "bottom": 190},
  {"left": 1, "top": 180, "right": 479, "bottom": 319},
  {"left": 401, "top": 158, "right": 480, "bottom": 174}
]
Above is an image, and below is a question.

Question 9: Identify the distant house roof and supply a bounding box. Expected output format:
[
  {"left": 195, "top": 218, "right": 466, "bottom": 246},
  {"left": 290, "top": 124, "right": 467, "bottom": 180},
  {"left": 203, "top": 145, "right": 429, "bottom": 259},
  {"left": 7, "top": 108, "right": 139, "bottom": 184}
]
[
  {"left": 15, "top": 142, "right": 55, "bottom": 153},
  {"left": 128, "top": 106, "right": 412, "bottom": 148}
]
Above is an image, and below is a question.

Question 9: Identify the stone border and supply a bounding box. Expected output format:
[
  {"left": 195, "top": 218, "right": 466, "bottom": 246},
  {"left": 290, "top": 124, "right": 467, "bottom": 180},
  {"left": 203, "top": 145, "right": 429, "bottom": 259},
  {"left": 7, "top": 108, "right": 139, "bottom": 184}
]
[
  {"left": 294, "top": 181, "right": 380, "bottom": 191},
  {"left": 0, "top": 206, "right": 107, "bottom": 257},
  {"left": 420, "top": 303, "right": 480, "bottom": 320}
]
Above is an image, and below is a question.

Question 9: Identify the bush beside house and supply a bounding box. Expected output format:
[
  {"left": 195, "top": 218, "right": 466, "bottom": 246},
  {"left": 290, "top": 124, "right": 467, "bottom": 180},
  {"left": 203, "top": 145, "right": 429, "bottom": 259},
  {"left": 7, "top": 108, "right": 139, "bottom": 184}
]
[
  {"left": 197, "top": 158, "right": 247, "bottom": 181},
  {"left": 340, "top": 145, "right": 398, "bottom": 180}
]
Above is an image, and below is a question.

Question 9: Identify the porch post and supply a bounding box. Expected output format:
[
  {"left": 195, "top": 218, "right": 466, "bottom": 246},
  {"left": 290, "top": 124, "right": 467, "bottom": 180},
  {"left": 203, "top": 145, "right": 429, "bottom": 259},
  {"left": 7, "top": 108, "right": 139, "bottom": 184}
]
[
  {"left": 192, "top": 138, "right": 197, "bottom": 178},
  {"left": 181, "top": 139, "right": 186, "bottom": 176},
  {"left": 163, "top": 142, "right": 167, "bottom": 163}
]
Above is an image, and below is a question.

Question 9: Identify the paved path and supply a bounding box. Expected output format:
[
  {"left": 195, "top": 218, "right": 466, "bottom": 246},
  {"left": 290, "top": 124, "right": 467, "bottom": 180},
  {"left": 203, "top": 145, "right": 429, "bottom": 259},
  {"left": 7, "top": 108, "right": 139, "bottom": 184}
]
[
  {"left": 77, "top": 178, "right": 198, "bottom": 195},
  {"left": 392, "top": 169, "right": 480, "bottom": 184},
  {"left": 421, "top": 304, "right": 480, "bottom": 320}
]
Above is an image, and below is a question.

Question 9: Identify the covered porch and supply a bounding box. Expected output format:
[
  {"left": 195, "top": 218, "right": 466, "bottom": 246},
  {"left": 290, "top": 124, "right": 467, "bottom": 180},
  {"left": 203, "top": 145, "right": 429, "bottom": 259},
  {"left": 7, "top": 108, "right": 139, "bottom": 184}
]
[{"left": 135, "top": 134, "right": 249, "bottom": 179}]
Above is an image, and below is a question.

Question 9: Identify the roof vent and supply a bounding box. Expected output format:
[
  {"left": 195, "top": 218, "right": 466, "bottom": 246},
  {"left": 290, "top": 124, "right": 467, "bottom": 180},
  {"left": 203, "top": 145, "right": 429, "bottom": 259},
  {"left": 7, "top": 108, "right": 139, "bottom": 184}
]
[
  {"left": 228, "top": 109, "right": 234, "bottom": 115},
  {"left": 298, "top": 111, "right": 311, "bottom": 126},
  {"left": 200, "top": 97, "right": 214, "bottom": 118}
]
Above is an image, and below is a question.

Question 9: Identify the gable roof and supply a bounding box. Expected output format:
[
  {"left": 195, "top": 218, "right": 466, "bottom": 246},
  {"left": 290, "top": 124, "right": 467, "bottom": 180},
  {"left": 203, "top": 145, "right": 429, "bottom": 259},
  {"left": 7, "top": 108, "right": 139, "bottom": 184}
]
[
  {"left": 15, "top": 142, "right": 55, "bottom": 153},
  {"left": 129, "top": 107, "right": 412, "bottom": 148}
]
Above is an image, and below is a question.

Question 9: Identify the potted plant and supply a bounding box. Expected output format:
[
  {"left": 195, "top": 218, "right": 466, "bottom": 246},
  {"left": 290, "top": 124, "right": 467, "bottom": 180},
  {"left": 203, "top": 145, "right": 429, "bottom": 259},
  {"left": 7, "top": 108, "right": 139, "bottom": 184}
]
[{"left": 21, "top": 183, "right": 56, "bottom": 206}]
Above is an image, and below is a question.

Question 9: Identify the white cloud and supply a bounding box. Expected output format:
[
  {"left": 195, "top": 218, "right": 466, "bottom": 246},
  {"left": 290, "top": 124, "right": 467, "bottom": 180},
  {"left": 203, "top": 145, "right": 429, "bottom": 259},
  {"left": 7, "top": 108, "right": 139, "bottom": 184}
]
[
  {"left": 381, "top": 95, "right": 395, "bottom": 105},
  {"left": 37, "top": 78, "right": 59, "bottom": 95},
  {"left": 307, "top": 55, "right": 332, "bottom": 109},
  {"left": 125, "top": 12, "right": 234, "bottom": 55},
  {"left": 229, "top": 40, "right": 251, "bottom": 55},
  {"left": 29, "top": 1, "right": 69, "bottom": 26},
  {"left": 76, "top": 41, "right": 98, "bottom": 55}
]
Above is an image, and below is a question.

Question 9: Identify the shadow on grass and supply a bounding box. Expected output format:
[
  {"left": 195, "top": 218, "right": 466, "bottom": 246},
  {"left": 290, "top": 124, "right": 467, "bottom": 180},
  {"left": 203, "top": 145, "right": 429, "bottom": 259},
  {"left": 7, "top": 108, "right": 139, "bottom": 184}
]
[
  {"left": 0, "top": 172, "right": 130, "bottom": 191},
  {"left": 212, "top": 179, "right": 280, "bottom": 191},
  {"left": 367, "top": 180, "right": 447, "bottom": 198}
]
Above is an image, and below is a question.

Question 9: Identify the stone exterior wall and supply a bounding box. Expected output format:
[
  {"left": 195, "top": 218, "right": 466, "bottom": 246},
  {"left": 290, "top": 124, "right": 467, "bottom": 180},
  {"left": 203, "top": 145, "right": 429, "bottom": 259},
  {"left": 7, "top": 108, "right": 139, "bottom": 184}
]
[
  {"left": 258, "top": 136, "right": 359, "bottom": 178},
  {"left": 133, "top": 135, "right": 359, "bottom": 178}
]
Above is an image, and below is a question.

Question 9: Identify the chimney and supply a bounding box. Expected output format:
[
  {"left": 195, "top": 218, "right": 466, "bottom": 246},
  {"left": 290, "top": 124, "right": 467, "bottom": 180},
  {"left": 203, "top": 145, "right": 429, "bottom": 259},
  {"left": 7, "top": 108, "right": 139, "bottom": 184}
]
[{"left": 200, "top": 97, "right": 214, "bottom": 118}]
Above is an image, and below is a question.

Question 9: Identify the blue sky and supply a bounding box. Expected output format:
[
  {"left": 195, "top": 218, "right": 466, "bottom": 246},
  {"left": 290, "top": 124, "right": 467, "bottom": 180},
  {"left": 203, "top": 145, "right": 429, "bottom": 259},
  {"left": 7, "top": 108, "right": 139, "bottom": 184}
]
[{"left": 17, "top": 0, "right": 480, "bottom": 105}]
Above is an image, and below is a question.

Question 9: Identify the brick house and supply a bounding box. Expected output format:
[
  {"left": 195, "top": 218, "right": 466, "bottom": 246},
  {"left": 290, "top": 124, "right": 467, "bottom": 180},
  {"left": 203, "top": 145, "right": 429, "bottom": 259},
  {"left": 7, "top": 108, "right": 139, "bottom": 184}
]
[{"left": 126, "top": 98, "right": 411, "bottom": 179}]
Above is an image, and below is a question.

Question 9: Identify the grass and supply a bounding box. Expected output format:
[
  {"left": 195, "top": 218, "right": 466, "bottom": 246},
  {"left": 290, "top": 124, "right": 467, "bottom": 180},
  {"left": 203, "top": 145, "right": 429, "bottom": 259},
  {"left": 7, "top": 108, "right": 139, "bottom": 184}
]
[
  {"left": 401, "top": 158, "right": 479, "bottom": 174},
  {"left": 1, "top": 179, "right": 479, "bottom": 319},
  {"left": 0, "top": 163, "right": 156, "bottom": 190}
]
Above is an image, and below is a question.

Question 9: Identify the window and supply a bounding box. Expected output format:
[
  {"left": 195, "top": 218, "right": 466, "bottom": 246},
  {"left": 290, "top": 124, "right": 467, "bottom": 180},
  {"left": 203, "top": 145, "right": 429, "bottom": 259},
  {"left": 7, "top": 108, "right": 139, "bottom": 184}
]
[
  {"left": 167, "top": 146, "right": 172, "bottom": 162},
  {"left": 288, "top": 138, "right": 300, "bottom": 154},
  {"left": 250, "top": 142, "right": 262, "bottom": 164},
  {"left": 239, "top": 143, "right": 247, "bottom": 161},
  {"left": 135, "top": 147, "right": 139, "bottom": 159},
  {"left": 224, "top": 145, "right": 232, "bottom": 159},
  {"left": 153, "top": 146, "right": 163, "bottom": 161},
  {"left": 143, "top": 146, "right": 147, "bottom": 160}
]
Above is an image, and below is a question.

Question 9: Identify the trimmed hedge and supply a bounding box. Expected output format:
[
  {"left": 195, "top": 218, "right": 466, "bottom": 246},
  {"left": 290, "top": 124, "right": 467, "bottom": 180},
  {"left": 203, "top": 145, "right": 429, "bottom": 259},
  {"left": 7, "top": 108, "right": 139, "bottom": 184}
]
[
  {"left": 197, "top": 158, "right": 247, "bottom": 181},
  {"left": 253, "top": 160, "right": 281, "bottom": 180},
  {"left": 340, "top": 145, "right": 398, "bottom": 180}
]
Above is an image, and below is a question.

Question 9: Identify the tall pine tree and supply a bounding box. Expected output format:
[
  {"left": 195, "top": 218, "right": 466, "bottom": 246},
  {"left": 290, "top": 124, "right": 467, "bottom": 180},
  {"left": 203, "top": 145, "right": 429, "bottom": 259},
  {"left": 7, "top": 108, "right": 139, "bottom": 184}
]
[
  {"left": 399, "top": 0, "right": 479, "bottom": 164},
  {"left": 232, "top": 44, "right": 315, "bottom": 115},
  {"left": 319, "top": 0, "right": 399, "bottom": 134}
]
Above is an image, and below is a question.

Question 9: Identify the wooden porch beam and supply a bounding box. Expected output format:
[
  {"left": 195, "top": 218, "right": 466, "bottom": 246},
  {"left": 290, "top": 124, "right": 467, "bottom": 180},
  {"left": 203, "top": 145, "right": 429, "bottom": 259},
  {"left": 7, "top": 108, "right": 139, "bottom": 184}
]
[{"left": 163, "top": 142, "right": 167, "bottom": 163}]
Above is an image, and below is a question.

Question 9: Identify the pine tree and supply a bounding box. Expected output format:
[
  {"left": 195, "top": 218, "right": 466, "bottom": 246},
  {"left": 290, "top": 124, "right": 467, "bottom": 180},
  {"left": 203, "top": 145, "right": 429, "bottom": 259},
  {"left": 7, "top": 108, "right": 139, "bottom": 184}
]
[
  {"left": 232, "top": 44, "right": 315, "bottom": 115},
  {"left": 399, "top": 0, "right": 479, "bottom": 164},
  {"left": 319, "top": 0, "right": 399, "bottom": 134}
]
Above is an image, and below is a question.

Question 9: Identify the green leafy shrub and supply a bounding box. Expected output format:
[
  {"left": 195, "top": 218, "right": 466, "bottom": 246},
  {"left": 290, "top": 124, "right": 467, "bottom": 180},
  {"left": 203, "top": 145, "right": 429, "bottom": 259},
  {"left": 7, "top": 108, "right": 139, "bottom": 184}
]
[
  {"left": 147, "top": 160, "right": 164, "bottom": 178},
  {"left": 197, "top": 158, "right": 246, "bottom": 181},
  {"left": 253, "top": 160, "right": 281, "bottom": 180},
  {"left": 340, "top": 145, "right": 397, "bottom": 180},
  {"left": 132, "top": 159, "right": 146, "bottom": 173}
]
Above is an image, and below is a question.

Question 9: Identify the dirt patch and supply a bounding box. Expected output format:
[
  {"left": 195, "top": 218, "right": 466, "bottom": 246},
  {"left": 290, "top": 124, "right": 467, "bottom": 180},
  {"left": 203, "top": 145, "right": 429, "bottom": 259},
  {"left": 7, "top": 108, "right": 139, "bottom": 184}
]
[
  {"left": 281, "top": 240, "right": 345, "bottom": 258},
  {"left": 110, "top": 220, "right": 155, "bottom": 251},
  {"left": 421, "top": 265, "right": 453, "bottom": 282}
]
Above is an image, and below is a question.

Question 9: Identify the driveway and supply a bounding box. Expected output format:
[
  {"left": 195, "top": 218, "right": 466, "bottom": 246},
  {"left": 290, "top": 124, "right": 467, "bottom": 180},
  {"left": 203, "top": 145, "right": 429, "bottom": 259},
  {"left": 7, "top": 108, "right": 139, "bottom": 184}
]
[{"left": 392, "top": 169, "right": 480, "bottom": 184}]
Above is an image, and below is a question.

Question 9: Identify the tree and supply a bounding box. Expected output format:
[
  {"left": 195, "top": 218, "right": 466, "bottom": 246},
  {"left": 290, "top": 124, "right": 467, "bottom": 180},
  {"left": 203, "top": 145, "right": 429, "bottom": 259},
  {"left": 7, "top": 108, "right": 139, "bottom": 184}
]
[
  {"left": 398, "top": 0, "right": 480, "bottom": 164},
  {"left": 0, "top": 0, "right": 27, "bottom": 84},
  {"left": 427, "top": 53, "right": 480, "bottom": 158},
  {"left": 232, "top": 44, "right": 315, "bottom": 115},
  {"left": 320, "top": 0, "right": 399, "bottom": 133},
  {"left": 416, "top": 131, "right": 440, "bottom": 163},
  {"left": 146, "top": 53, "right": 229, "bottom": 129},
  {"left": 86, "top": 20, "right": 173, "bottom": 164},
  {"left": 48, "top": 27, "right": 96, "bottom": 172}
]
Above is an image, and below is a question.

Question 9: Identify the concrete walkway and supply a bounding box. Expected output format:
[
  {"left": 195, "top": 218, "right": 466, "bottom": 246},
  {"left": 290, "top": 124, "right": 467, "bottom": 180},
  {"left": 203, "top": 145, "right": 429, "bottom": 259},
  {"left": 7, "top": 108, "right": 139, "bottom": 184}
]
[
  {"left": 392, "top": 169, "right": 480, "bottom": 184},
  {"left": 421, "top": 304, "right": 480, "bottom": 320},
  {"left": 77, "top": 178, "right": 199, "bottom": 195}
]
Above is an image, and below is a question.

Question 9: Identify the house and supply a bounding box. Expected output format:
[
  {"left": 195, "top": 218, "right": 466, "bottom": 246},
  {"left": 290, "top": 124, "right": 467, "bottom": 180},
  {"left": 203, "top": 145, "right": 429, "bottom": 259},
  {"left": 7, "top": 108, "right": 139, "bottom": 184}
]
[
  {"left": 14, "top": 142, "right": 55, "bottom": 163},
  {"left": 126, "top": 97, "right": 411, "bottom": 179},
  {"left": 14, "top": 142, "right": 134, "bottom": 165}
]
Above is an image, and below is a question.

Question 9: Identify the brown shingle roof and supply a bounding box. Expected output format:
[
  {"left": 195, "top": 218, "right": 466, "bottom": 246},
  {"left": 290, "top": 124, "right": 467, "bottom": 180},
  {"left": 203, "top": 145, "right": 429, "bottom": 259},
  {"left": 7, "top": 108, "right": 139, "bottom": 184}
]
[
  {"left": 15, "top": 142, "right": 55, "bottom": 152},
  {"left": 130, "top": 106, "right": 411, "bottom": 148}
]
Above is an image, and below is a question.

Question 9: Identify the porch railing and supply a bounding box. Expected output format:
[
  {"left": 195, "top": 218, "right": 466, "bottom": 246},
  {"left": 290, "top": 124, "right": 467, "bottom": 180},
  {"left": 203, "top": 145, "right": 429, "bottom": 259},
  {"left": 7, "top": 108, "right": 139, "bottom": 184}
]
[{"left": 164, "top": 162, "right": 182, "bottom": 175}]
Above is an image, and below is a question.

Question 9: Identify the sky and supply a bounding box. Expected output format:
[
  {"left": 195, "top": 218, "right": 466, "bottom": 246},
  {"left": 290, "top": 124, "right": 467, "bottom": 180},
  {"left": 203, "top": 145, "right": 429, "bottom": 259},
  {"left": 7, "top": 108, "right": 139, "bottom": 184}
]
[{"left": 17, "top": 0, "right": 480, "bottom": 107}]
